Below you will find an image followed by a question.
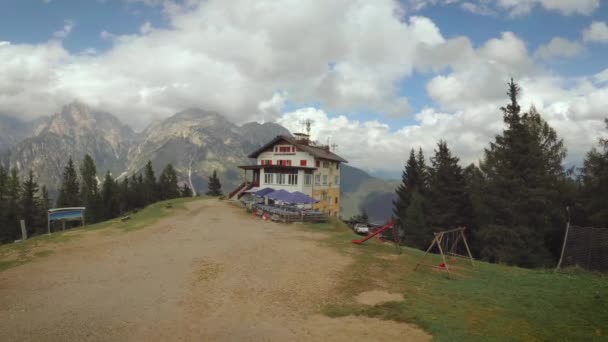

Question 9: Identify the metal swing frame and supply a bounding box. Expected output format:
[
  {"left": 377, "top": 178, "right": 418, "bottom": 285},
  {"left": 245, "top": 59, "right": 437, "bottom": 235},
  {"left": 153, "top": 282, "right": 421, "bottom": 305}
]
[{"left": 413, "top": 227, "right": 474, "bottom": 279}]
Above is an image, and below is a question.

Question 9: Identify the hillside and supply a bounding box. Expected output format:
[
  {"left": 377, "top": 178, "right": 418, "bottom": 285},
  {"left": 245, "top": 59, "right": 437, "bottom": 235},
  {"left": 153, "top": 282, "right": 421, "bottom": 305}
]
[
  {"left": 1, "top": 199, "right": 605, "bottom": 341},
  {"left": 340, "top": 164, "right": 399, "bottom": 222}
]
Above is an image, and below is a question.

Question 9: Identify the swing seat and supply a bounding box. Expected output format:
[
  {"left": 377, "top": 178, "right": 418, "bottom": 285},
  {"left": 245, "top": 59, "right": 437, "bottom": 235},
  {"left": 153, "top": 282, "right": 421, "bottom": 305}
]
[{"left": 438, "top": 263, "right": 446, "bottom": 268}]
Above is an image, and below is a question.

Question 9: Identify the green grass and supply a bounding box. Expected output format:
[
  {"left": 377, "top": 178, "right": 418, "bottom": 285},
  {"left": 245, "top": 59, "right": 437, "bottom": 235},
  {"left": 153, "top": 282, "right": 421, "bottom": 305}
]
[
  {"left": 0, "top": 197, "right": 207, "bottom": 272},
  {"left": 110, "top": 197, "right": 202, "bottom": 232},
  {"left": 305, "top": 219, "right": 608, "bottom": 341}
]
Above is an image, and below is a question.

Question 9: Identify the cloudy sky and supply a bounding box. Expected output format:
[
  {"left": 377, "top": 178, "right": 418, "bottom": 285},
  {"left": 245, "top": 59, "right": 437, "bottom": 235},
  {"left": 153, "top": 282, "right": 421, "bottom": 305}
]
[{"left": 1, "top": 0, "right": 607, "bottom": 177}]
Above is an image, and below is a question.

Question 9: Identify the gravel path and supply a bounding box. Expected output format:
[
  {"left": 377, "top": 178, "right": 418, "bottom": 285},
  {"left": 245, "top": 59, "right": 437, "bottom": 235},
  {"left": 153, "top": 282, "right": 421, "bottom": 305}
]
[{"left": 0, "top": 199, "right": 430, "bottom": 341}]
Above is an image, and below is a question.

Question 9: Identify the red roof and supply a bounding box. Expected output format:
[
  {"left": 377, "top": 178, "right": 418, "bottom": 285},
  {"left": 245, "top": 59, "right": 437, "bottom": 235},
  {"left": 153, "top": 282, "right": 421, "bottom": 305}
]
[{"left": 247, "top": 135, "right": 347, "bottom": 163}]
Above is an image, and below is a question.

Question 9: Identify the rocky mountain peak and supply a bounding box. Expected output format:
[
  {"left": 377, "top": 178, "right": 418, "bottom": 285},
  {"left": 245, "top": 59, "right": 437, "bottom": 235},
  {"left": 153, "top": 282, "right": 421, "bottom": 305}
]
[{"left": 38, "top": 101, "right": 97, "bottom": 136}]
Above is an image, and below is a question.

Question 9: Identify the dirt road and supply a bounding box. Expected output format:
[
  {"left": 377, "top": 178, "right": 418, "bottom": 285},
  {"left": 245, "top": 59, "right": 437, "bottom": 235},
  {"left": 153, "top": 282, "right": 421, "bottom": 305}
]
[{"left": 0, "top": 199, "right": 429, "bottom": 341}]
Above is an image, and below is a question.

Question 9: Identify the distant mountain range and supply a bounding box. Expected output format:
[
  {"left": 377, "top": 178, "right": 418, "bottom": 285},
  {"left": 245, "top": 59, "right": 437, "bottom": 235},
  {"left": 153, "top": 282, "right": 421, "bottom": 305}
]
[{"left": 0, "top": 102, "right": 397, "bottom": 221}]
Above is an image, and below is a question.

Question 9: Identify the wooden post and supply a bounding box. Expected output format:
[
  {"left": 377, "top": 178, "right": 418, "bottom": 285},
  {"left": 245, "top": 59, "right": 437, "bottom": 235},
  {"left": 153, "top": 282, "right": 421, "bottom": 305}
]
[
  {"left": 435, "top": 232, "right": 451, "bottom": 279},
  {"left": 414, "top": 236, "right": 438, "bottom": 271},
  {"left": 555, "top": 207, "right": 571, "bottom": 272},
  {"left": 460, "top": 228, "right": 475, "bottom": 266},
  {"left": 47, "top": 211, "right": 51, "bottom": 234},
  {"left": 414, "top": 227, "right": 475, "bottom": 277},
  {"left": 20, "top": 220, "right": 27, "bottom": 240}
]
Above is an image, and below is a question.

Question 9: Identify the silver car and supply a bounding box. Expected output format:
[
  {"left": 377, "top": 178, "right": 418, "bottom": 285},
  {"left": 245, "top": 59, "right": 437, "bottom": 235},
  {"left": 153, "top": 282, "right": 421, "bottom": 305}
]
[{"left": 353, "top": 223, "right": 369, "bottom": 234}]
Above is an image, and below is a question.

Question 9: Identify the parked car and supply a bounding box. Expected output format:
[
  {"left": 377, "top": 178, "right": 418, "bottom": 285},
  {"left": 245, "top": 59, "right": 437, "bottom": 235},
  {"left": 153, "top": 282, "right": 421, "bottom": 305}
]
[{"left": 353, "top": 223, "right": 370, "bottom": 234}]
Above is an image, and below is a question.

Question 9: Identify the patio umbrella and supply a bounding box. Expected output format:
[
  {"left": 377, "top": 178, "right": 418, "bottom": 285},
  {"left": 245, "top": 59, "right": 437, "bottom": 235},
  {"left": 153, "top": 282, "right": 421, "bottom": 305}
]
[
  {"left": 254, "top": 187, "right": 275, "bottom": 197},
  {"left": 283, "top": 191, "right": 317, "bottom": 204},
  {"left": 265, "top": 189, "right": 291, "bottom": 201}
]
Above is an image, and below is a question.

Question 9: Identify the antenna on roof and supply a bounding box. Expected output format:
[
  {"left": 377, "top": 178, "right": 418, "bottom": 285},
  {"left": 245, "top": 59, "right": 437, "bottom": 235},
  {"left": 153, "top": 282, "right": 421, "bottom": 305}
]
[
  {"left": 331, "top": 142, "right": 338, "bottom": 152},
  {"left": 300, "top": 118, "right": 314, "bottom": 136}
]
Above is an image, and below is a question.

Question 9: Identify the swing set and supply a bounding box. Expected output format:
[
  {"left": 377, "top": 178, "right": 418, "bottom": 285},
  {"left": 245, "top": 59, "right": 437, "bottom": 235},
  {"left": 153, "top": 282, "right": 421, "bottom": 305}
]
[{"left": 414, "top": 227, "right": 474, "bottom": 278}]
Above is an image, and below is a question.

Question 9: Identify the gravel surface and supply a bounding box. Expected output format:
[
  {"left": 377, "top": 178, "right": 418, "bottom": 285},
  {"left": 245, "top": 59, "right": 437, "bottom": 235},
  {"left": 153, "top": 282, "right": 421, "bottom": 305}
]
[{"left": 0, "top": 199, "right": 430, "bottom": 341}]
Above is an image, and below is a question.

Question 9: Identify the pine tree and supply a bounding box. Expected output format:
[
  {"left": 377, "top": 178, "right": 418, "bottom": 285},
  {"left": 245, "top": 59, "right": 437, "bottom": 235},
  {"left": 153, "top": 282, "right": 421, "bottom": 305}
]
[
  {"left": 20, "top": 170, "right": 41, "bottom": 237},
  {"left": 416, "top": 147, "right": 429, "bottom": 192},
  {"left": 143, "top": 161, "right": 158, "bottom": 205},
  {"left": 118, "top": 177, "right": 130, "bottom": 214},
  {"left": 0, "top": 165, "right": 9, "bottom": 243},
  {"left": 350, "top": 208, "right": 369, "bottom": 224},
  {"left": 393, "top": 148, "right": 428, "bottom": 247},
  {"left": 80, "top": 154, "right": 101, "bottom": 223},
  {"left": 206, "top": 170, "right": 223, "bottom": 196},
  {"left": 158, "top": 164, "right": 180, "bottom": 200},
  {"left": 101, "top": 171, "right": 120, "bottom": 220},
  {"left": 5, "top": 168, "right": 21, "bottom": 241},
  {"left": 57, "top": 158, "right": 81, "bottom": 207},
  {"left": 180, "top": 183, "right": 193, "bottom": 198},
  {"left": 404, "top": 190, "right": 429, "bottom": 249},
  {"left": 38, "top": 186, "right": 51, "bottom": 235},
  {"left": 427, "top": 141, "right": 472, "bottom": 230},
  {"left": 477, "top": 79, "right": 567, "bottom": 267},
  {"left": 579, "top": 118, "right": 608, "bottom": 227},
  {"left": 135, "top": 174, "right": 145, "bottom": 208}
]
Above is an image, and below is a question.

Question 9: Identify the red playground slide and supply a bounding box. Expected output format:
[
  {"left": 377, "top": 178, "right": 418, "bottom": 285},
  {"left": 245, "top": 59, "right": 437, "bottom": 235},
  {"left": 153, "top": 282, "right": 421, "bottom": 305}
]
[{"left": 352, "top": 220, "right": 395, "bottom": 244}]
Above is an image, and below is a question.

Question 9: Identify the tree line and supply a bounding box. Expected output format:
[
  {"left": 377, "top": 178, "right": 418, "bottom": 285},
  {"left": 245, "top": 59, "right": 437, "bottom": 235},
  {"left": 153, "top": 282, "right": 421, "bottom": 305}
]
[
  {"left": 393, "top": 79, "right": 608, "bottom": 268},
  {"left": 0, "top": 156, "right": 194, "bottom": 244}
]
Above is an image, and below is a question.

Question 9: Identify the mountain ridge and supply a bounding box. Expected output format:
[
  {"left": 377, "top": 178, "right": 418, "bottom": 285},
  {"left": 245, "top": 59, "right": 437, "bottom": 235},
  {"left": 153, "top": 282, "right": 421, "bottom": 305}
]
[{"left": 1, "top": 102, "right": 396, "bottom": 220}]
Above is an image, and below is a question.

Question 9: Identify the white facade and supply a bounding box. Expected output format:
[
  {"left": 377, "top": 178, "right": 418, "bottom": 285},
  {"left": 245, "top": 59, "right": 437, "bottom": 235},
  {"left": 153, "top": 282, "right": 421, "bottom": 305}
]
[{"left": 255, "top": 143, "right": 340, "bottom": 196}]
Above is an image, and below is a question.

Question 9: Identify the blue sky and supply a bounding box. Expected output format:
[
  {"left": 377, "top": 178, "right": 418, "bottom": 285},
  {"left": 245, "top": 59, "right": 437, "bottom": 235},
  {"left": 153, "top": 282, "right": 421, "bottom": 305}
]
[{"left": 0, "top": 0, "right": 607, "bottom": 173}]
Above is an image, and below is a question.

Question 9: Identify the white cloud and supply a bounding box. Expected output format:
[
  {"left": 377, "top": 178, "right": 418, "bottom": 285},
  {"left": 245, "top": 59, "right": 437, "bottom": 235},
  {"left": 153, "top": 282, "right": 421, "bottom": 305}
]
[
  {"left": 413, "top": 0, "right": 600, "bottom": 16},
  {"left": 498, "top": 0, "right": 599, "bottom": 16},
  {"left": 52, "top": 20, "right": 74, "bottom": 40},
  {"left": 0, "top": 0, "right": 607, "bottom": 173},
  {"left": 100, "top": 30, "right": 114, "bottom": 40},
  {"left": 277, "top": 76, "right": 608, "bottom": 174},
  {"left": 0, "top": 0, "right": 448, "bottom": 127},
  {"left": 539, "top": 0, "right": 599, "bottom": 15},
  {"left": 534, "top": 37, "right": 584, "bottom": 60},
  {"left": 583, "top": 21, "right": 608, "bottom": 43},
  {"left": 594, "top": 69, "right": 608, "bottom": 84},
  {"left": 460, "top": 2, "right": 495, "bottom": 15}
]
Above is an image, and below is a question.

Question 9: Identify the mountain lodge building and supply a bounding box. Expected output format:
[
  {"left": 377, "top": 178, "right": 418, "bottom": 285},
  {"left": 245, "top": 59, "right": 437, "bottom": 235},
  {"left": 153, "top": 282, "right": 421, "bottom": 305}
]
[{"left": 231, "top": 133, "right": 347, "bottom": 217}]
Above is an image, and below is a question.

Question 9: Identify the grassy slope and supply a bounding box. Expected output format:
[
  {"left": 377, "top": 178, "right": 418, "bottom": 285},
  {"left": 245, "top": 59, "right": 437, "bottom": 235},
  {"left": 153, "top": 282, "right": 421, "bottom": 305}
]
[
  {"left": 0, "top": 197, "right": 204, "bottom": 272},
  {"left": 305, "top": 219, "right": 608, "bottom": 341}
]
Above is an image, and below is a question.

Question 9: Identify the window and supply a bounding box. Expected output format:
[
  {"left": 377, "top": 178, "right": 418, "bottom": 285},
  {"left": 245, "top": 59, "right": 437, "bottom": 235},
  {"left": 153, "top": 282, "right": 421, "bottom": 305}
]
[
  {"left": 276, "top": 160, "right": 292, "bottom": 166},
  {"left": 288, "top": 173, "right": 298, "bottom": 185},
  {"left": 315, "top": 160, "right": 320, "bottom": 167},
  {"left": 261, "top": 159, "right": 272, "bottom": 165},
  {"left": 276, "top": 173, "right": 286, "bottom": 185},
  {"left": 323, "top": 161, "right": 329, "bottom": 168},
  {"left": 315, "top": 175, "right": 321, "bottom": 185},
  {"left": 336, "top": 163, "right": 340, "bottom": 170},
  {"left": 278, "top": 146, "right": 292, "bottom": 153},
  {"left": 300, "top": 160, "right": 307, "bottom": 166},
  {"left": 304, "top": 174, "right": 312, "bottom": 185},
  {"left": 264, "top": 172, "right": 274, "bottom": 184},
  {"left": 322, "top": 175, "right": 328, "bottom": 185},
  {"left": 335, "top": 176, "right": 340, "bottom": 185},
  {"left": 335, "top": 197, "right": 339, "bottom": 204}
]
